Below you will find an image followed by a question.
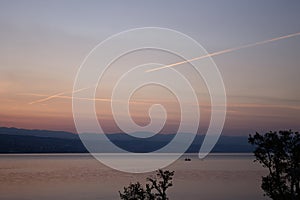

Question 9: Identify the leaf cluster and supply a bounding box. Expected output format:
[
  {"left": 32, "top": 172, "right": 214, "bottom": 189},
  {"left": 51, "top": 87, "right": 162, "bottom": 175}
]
[
  {"left": 249, "top": 130, "right": 300, "bottom": 200},
  {"left": 119, "top": 169, "right": 175, "bottom": 200}
]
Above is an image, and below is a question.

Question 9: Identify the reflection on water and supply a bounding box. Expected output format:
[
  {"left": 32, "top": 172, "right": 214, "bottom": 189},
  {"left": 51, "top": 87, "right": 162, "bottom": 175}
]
[{"left": 0, "top": 154, "right": 269, "bottom": 200}]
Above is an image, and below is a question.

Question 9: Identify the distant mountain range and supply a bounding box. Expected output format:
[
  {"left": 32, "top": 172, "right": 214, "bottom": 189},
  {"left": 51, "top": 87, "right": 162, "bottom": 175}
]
[{"left": 0, "top": 127, "right": 254, "bottom": 153}]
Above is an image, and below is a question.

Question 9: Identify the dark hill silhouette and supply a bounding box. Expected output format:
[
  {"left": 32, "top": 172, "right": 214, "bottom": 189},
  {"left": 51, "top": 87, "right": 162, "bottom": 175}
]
[
  {"left": 0, "top": 127, "right": 254, "bottom": 153},
  {"left": 0, "top": 127, "right": 78, "bottom": 139}
]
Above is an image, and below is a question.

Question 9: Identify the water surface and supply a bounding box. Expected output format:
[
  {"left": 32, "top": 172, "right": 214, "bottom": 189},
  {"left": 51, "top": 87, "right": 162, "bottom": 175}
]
[{"left": 0, "top": 154, "right": 269, "bottom": 200}]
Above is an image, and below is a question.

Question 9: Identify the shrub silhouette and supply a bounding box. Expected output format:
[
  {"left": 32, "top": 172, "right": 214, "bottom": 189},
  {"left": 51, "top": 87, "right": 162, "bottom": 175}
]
[
  {"left": 248, "top": 130, "right": 300, "bottom": 200},
  {"left": 119, "top": 169, "right": 174, "bottom": 200}
]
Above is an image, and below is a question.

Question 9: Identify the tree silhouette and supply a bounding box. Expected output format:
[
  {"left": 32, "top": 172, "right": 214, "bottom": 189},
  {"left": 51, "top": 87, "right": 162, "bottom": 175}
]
[
  {"left": 119, "top": 169, "right": 174, "bottom": 200},
  {"left": 248, "top": 130, "right": 300, "bottom": 200},
  {"left": 119, "top": 182, "right": 146, "bottom": 200}
]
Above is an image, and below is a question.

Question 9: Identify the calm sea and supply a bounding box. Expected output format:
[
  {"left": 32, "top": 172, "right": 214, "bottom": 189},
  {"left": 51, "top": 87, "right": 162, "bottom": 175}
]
[{"left": 0, "top": 154, "right": 269, "bottom": 200}]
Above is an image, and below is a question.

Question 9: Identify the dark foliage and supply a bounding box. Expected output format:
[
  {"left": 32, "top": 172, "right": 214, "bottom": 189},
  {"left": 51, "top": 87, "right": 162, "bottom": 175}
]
[
  {"left": 119, "top": 182, "right": 147, "bottom": 200},
  {"left": 248, "top": 130, "right": 300, "bottom": 200},
  {"left": 119, "top": 169, "right": 174, "bottom": 200}
]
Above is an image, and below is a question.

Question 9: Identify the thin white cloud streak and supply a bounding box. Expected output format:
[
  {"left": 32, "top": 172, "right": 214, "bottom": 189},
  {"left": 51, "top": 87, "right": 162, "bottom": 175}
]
[
  {"left": 21, "top": 93, "right": 300, "bottom": 111},
  {"left": 146, "top": 32, "right": 300, "bottom": 72},
  {"left": 23, "top": 32, "right": 300, "bottom": 105},
  {"left": 21, "top": 93, "right": 159, "bottom": 105},
  {"left": 27, "top": 86, "right": 94, "bottom": 104}
]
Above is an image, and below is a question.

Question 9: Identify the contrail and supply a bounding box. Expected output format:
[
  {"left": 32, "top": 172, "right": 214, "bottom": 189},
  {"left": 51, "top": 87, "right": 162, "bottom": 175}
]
[
  {"left": 25, "top": 32, "right": 300, "bottom": 104},
  {"left": 25, "top": 86, "right": 160, "bottom": 105},
  {"left": 29, "top": 91, "right": 67, "bottom": 104},
  {"left": 23, "top": 93, "right": 161, "bottom": 105},
  {"left": 146, "top": 32, "right": 300, "bottom": 72},
  {"left": 28, "top": 86, "right": 94, "bottom": 104},
  {"left": 22, "top": 93, "right": 112, "bottom": 103}
]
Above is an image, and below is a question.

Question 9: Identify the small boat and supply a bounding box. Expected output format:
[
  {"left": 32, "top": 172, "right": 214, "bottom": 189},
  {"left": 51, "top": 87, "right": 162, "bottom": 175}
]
[{"left": 184, "top": 157, "right": 191, "bottom": 161}]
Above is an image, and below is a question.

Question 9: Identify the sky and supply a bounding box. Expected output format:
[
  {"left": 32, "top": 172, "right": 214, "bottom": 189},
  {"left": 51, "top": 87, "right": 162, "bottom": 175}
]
[{"left": 0, "top": 0, "right": 300, "bottom": 135}]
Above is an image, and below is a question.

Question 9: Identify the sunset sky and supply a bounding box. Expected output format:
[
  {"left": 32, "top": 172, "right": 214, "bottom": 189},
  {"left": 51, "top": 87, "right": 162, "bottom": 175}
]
[{"left": 0, "top": 0, "right": 299, "bottom": 135}]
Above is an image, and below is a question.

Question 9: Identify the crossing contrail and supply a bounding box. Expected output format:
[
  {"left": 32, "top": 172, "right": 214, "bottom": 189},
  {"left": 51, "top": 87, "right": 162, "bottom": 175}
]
[
  {"left": 25, "top": 31, "right": 300, "bottom": 104},
  {"left": 146, "top": 32, "right": 300, "bottom": 72},
  {"left": 23, "top": 93, "right": 160, "bottom": 105},
  {"left": 28, "top": 86, "right": 94, "bottom": 104}
]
